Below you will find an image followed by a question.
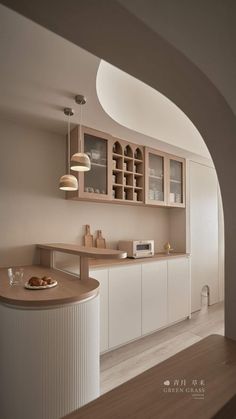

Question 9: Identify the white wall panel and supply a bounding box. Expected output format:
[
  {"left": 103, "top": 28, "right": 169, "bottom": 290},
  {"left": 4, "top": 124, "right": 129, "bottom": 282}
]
[{"left": 190, "top": 161, "right": 219, "bottom": 312}]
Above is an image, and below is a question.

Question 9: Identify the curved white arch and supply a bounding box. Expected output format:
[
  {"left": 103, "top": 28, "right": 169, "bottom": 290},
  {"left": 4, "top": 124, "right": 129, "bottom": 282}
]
[{"left": 96, "top": 60, "right": 210, "bottom": 158}]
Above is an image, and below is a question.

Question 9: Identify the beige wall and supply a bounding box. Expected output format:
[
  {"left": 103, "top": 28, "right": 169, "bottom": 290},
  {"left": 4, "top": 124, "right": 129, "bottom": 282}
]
[{"left": 0, "top": 117, "right": 172, "bottom": 267}]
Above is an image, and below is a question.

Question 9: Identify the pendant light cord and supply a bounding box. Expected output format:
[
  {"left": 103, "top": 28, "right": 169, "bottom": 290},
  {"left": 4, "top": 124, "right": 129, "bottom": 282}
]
[
  {"left": 67, "top": 113, "right": 70, "bottom": 173},
  {"left": 79, "top": 104, "right": 82, "bottom": 152}
]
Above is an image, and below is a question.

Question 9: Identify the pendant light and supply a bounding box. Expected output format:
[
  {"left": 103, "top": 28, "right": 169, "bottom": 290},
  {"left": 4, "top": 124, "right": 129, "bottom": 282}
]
[
  {"left": 70, "top": 94, "right": 91, "bottom": 172},
  {"left": 59, "top": 108, "right": 78, "bottom": 191}
]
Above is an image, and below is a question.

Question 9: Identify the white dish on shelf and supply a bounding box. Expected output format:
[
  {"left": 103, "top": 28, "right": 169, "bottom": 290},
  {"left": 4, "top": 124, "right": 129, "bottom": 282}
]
[{"left": 24, "top": 281, "right": 58, "bottom": 290}]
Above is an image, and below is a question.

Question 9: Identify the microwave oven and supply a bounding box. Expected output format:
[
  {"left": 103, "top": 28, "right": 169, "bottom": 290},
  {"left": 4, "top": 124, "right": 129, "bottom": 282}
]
[{"left": 118, "top": 240, "right": 154, "bottom": 259}]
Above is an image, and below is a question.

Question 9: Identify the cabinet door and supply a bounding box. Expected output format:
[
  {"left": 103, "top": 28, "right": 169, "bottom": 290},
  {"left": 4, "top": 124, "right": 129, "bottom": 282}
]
[
  {"left": 168, "top": 258, "right": 190, "bottom": 323},
  {"left": 145, "top": 147, "right": 167, "bottom": 205},
  {"left": 79, "top": 126, "right": 112, "bottom": 200},
  {"left": 142, "top": 261, "right": 168, "bottom": 335},
  {"left": 167, "top": 156, "right": 185, "bottom": 207},
  {"left": 109, "top": 265, "right": 142, "bottom": 348},
  {"left": 90, "top": 268, "right": 109, "bottom": 353}
]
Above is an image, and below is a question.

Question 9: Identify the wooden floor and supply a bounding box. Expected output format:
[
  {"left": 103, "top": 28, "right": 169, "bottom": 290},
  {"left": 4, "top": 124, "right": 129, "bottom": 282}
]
[
  {"left": 101, "top": 298, "right": 224, "bottom": 394},
  {"left": 65, "top": 334, "right": 236, "bottom": 419}
]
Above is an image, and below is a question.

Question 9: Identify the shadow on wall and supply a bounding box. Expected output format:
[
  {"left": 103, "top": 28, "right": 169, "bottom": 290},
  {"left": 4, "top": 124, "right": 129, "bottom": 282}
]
[
  {"left": 0, "top": 117, "right": 65, "bottom": 198},
  {"left": 0, "top": 245, "right": 38, "bottom": 268}
]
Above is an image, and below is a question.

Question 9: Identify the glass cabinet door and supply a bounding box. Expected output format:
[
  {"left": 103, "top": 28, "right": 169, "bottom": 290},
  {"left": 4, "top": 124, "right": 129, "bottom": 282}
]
[
  {"left": 146, "top": 150, "right": 166, "bottom": 205},
  {"left": 168, "top": 158, "right": 185, "bottom": 206},
  {"left": 79, "top": 128, "right": 111, "bottom": 200}
]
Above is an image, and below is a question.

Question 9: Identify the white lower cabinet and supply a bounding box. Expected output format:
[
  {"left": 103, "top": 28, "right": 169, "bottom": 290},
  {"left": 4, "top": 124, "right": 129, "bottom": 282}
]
[
  {"left": 90, "top": 268, "right": 109, "bottom": 353},
  {"left": 142, "top": 261, "right": 168, "bottom": 335},
  {"left": 168, "top": 258, "right": 190, "bottom": 323},
  {"left": 90, "top": 257, "right": 190, "bottom": 353},
  {"left": 109, "top": 265, "right": 142, "bottom": 349}
]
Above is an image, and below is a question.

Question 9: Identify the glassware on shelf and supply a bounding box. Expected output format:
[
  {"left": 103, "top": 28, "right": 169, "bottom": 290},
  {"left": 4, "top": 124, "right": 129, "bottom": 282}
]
[
  {"left": 148, "top": 152, "right": 164, "bottom": 202},
  {"left": 149, "top": 189, "right": 155, "bottom": 200},
  {"left": 84, "top": 133, "right": 108, "bottom": 196},
  {"left": 175, "top": 193, "right": 182, "bottom": 203},
  {"left": 90, "top": 149, "right": 101, "bottom": 161},
  {"left": 170, "top": 192, "right": 175, "bottom": 203},
  {"left": 169, "top": 159, "right": 183, "bottom": 204}
]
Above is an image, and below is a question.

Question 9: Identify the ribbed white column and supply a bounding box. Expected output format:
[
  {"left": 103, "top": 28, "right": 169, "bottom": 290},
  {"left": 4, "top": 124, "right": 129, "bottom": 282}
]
[{"left": 0, "top": 295, "right": 100, "bottom": 419}]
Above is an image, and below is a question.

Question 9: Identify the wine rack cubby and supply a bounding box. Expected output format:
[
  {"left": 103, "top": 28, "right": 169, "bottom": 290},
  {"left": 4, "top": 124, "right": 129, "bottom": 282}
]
[{"left": 112, "top": 140, "right": 144, "bottom": 203}]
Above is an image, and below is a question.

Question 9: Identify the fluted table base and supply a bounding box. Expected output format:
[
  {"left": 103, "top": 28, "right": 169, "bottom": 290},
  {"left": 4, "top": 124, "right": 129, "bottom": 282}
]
[{"left": 0, "top": 295, "right": 100, "bottom": 419}]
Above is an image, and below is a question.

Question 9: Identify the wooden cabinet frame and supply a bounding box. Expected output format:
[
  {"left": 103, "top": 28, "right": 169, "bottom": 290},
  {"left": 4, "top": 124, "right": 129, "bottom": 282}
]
[
  {"left": 144, "top": 147, "right": 167, "bottom": 206},
  {"left": 166, "top": 154, "right": 186, "bottom": 208},
  {"left": 67, "top": 125, "right": 186, "bottom": 208},
  {"left": 69, "top": 125, "right": 113, "bottom": 201},
  {"left": 111, "top": 137, "right": 144, "bottom": 204}
]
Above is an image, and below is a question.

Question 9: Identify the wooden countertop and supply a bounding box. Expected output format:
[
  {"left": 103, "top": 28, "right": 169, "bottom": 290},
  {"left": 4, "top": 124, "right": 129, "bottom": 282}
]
[
  {"left": 0, "top": 265, "right": 99, "bottom": 308},
  {"left": 89, "top": 252, "right": 189, "bottom": 268},
  {"left": 37, "top": 243, "right": 127, "bottom": 259},
  {"left": 63, "top": 335, "right": 236, "bottom": 419}
]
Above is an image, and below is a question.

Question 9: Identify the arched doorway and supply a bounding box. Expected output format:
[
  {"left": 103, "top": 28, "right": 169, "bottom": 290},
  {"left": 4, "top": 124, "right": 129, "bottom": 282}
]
[{"left": 3, "top": 0, "right": 234, "bottom": 338}]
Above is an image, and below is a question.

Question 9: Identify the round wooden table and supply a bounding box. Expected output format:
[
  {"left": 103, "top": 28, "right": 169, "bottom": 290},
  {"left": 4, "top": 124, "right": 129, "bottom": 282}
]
[{"left": 0, "top": 266, "right": 98, "bottom": 419}]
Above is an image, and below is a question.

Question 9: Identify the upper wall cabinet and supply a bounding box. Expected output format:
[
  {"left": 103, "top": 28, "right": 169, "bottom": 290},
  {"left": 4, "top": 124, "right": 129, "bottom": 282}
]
[
  {"left": 144, "top": 148, "right": 186, "bottom": 207},
  {"left": 145, "top": 148, "right": 167, "bottom": 206},
  {"left": 111, "top": 138, "right": 144, "bottom": 204},
  {"left": 69, "top": 126, "right": 112, "bottom": 201},
  {"left": 167, "top": 155, "right": 185, "bottom": 207},
  {"left": 68, "top": 126, "right": 185, "bottom": 208}
]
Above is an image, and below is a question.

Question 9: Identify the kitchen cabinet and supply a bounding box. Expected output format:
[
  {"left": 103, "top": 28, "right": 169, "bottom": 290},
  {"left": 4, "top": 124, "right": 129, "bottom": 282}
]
[
  {"left": 61, "top": 256, "right": 190, "bottom": 352},
  {"left": 90, "top": 268, "right": 109, "bottom": 353},
  {"left": 70, "top": 125, "right": 112, "bottom": 201},
  {"left": 68, "top": 125, "right": 185, "bottom": 208},
  {"left": 145, "top": 148, "right": 167, "bottom": 205},
  {"left": 167, "top": 155, "right": 185, "bottom": 207},
  {"left": 168, "top": 258, "right": 190, "bottom": 323},
  {"left": 109, "top": 264, "right": 142, "bottom": 348},
  {"left": 145, "top": 148, "right": 185, "bottom": 207},
  {"left": 112, "top": 139, "right": 144, "bottom": 203},
  {"left": 142, "top": 261, "right": 168, "bottom": 335}
]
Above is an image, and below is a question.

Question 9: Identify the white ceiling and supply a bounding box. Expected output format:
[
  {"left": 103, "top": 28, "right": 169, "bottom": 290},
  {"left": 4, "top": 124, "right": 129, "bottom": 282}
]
[
  {"left": 97, "top": 61, "right": 209, "bottom": 157},
  {"left": 0, "top": 4, "right": 211, "bottom": 160}
]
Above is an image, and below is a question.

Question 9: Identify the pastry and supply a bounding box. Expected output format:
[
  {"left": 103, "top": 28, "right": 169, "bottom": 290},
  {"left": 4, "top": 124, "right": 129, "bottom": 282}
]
[
  {"left": 28, "top": 276, "right": 55, "bottom": 287},
  {"left": 28, "top": 276, "right": 41, "bottom": 286}
]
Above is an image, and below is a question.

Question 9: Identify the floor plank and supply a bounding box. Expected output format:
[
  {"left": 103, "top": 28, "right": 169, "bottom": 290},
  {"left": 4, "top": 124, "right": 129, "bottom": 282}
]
[
  {"left": 101, "top": 300, "right": 224, "bottom": 394},
  {"left": 65, "top": 334, "right": 236, "bottom": 419}
]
